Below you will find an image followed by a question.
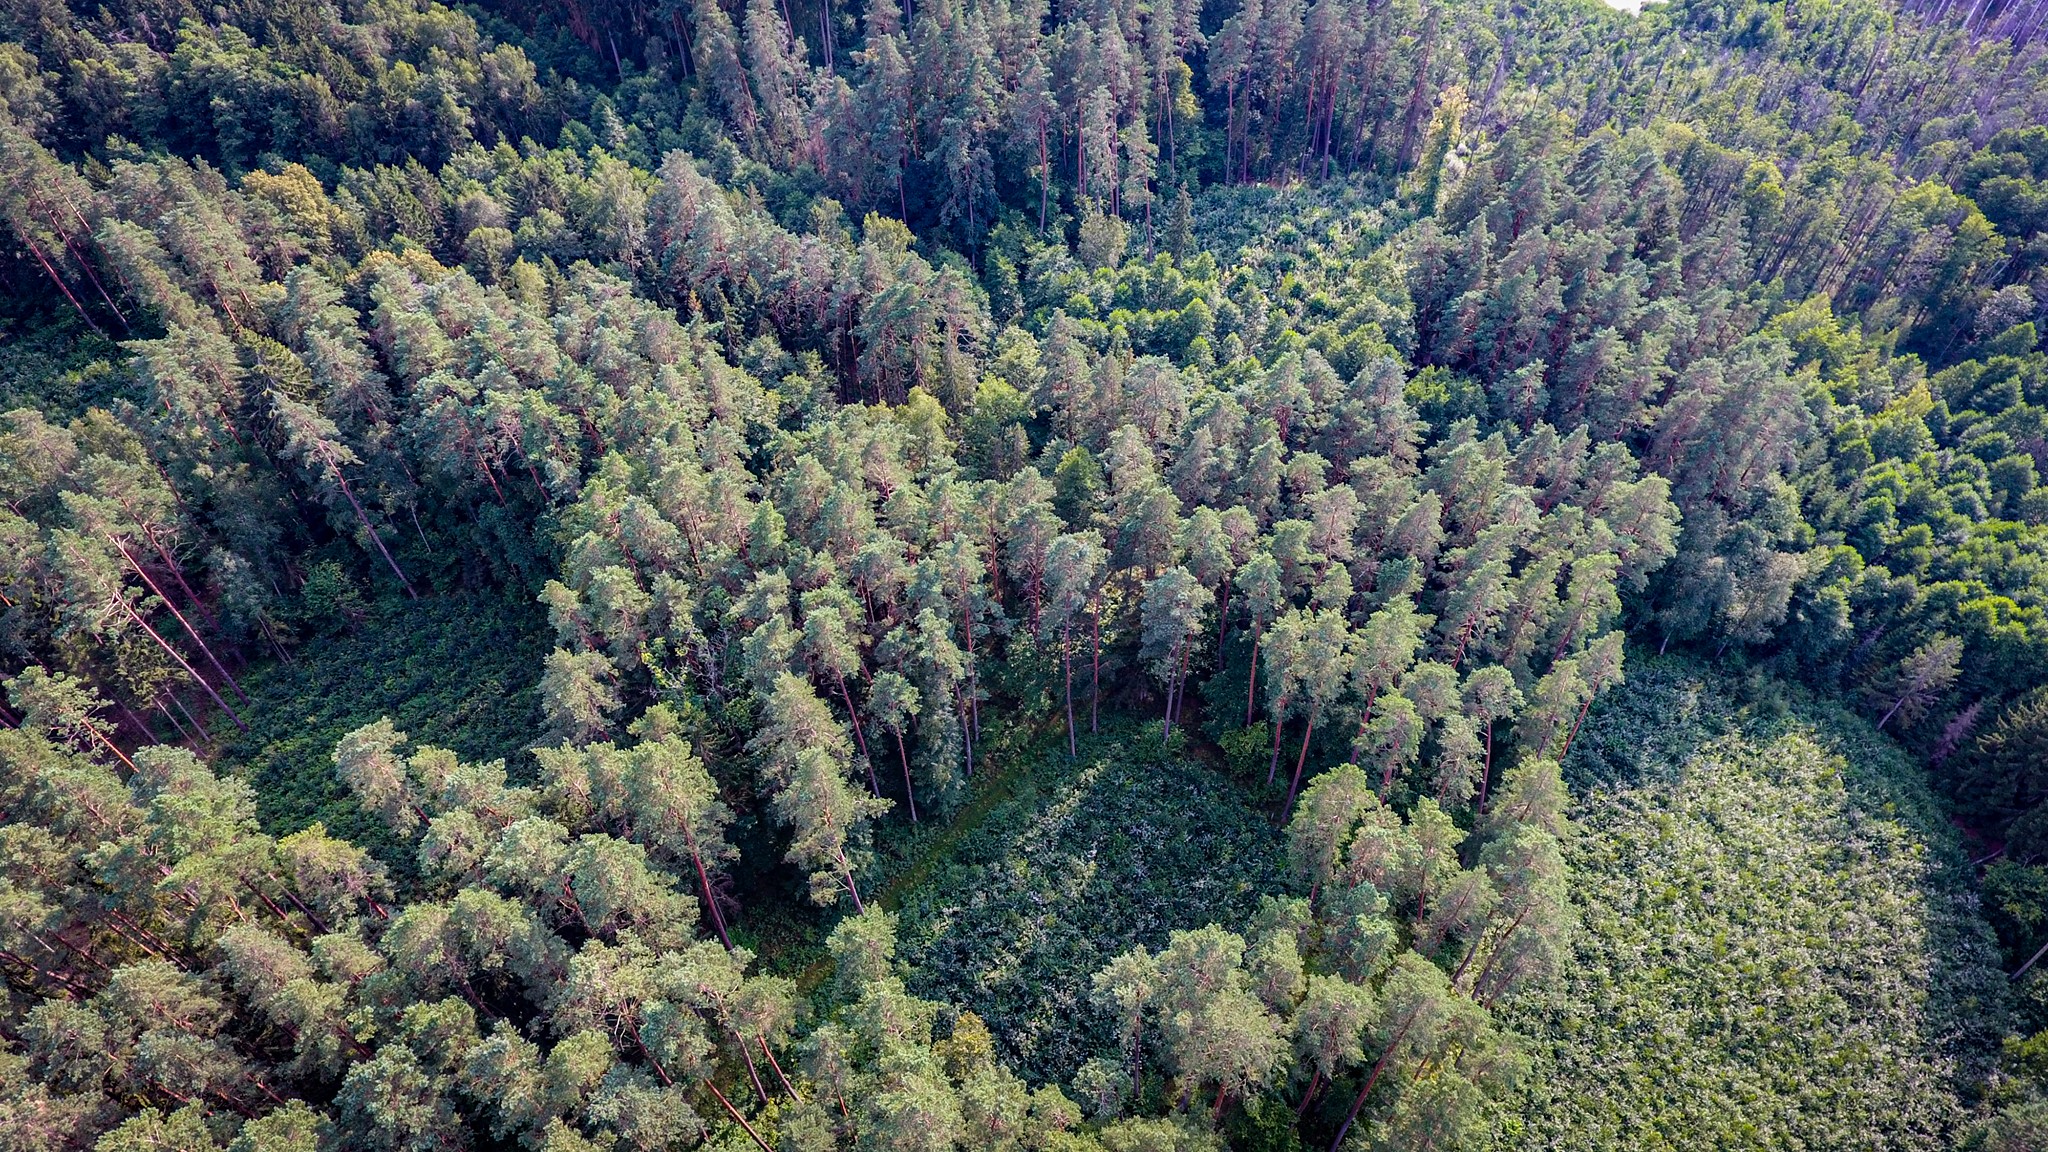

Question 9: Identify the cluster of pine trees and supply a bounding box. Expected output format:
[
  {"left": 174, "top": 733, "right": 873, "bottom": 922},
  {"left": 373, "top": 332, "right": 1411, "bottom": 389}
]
[{"left": 7, "top": 0, "right": 2048, "bottom": 1144}]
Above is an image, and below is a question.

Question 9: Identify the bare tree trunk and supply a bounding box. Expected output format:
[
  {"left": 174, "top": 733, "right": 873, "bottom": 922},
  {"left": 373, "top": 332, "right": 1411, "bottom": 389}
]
[
  {"left": 835, "top": 668, "right": 878, "bottom": 796},
  {"left": 682, "top": 824, "right": 734, "bottom": 950},
  {"left": 109, "top": 535, "right": 247, "bottom": 703},
  {"left": 702, "top": 1077, "right": 776, "bottom": 1152},
  {"left": 1267, "top": 705, "right": 1288, "bottom": 784},
  {"left": 896, "top": 729, "right": 918, "bottom": 823},
  {"left": 1283, "top": 707, "right": 1318, "bottom": 814},
  {"left": 1064, "top": 620, "right": 1077, "bottom": 756},
  {"left": 1172, "top": 635, "right": 1193, "bottom": 728},
  {"left": 1246, "top": 623, "right": 1261, "bottom": 725},
  {"left": 316, "top": 442, "right": 416, "bottom": 599},
  {"left": 1349, "top": 686, "right": 1379, "bottom": 766},
  {"left": 1330, "top": 1012, "right": 1423, "bottom": 1152},
  {"left": 114, "top": 595, "right": 246, "bottom": 729},
  {"left": 1091, "top": 596, "right": 1102, "bottom": 733}
]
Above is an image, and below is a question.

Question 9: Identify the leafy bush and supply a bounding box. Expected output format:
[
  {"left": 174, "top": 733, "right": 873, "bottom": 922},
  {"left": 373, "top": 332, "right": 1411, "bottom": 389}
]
[
  {"left": 216, "top": 590, "right": 548, "bottom": 867},
  {"left": 1506, "top": 657, "right": 2010, "bottom": 1151},
  {"left": 891, "top": 718, "right": 1294, "bottom": 1085}
]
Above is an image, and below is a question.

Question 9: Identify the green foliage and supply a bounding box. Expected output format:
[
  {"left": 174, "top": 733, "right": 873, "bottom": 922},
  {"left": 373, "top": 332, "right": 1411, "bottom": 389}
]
[
  {"left": 1509, "top": 656, "right": 2009, "bottom": 1150},
  {"left": 892, "top": 719, "right": 1292, "bottom": 1085},
  {"left": 218, "top": 591, "right": 547, "bottom": 860},
  {"left": 4, "top": 0, "right": 2046, "bottom": 1145}
]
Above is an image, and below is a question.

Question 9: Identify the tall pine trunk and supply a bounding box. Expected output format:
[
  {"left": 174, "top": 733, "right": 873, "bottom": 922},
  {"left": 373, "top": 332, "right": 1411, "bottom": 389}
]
[
  {"left": 1064, "top": 619, "right": 1077, "bottom": 756},
  {"left": 682, "top": 823, "right": 733, "bottom": 950},
  {"left": 1348, "top": 685, "right": 1379, "bottom": 766},
  {"left": 1091, "top": 596, "right": 1101, "bottom": 733},
  {"left": 895, "top": 729, "right": 918, "bottom": 824},
  {"left": 1283, "top": 706, "right": 1318, "bottom": 814},
  {"left": 108, "top": 535, "right": 246, "bottom": 703},
  {"left": 1246, "top": 622, "right": 1263, "bottom": 724},
  {"left": 317, "top": 442, "right": 416, "bottom": 598},
  {"left": 834, "top": 668, "right": 878, "bottom": 796},
  {"left": 115, "top": 595, "right": 245, "bottom": 729}
]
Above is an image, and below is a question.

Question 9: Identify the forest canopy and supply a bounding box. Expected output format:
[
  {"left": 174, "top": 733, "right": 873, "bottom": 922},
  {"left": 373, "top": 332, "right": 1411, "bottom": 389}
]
[{"left": 3, "top": 0, "right": 2048, "bottom": 1147}]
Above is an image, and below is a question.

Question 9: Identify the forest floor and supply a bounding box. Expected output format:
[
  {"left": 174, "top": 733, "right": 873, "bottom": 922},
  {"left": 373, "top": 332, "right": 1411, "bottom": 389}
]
[
  {"left": 207, "top": 597, "right": 2010, "bottom": 1149},
  {"left": 215, "top": 590, "right": 548, "bottom": 868},
  {"left": 888, "top": 713, "right": 1292, "bottom": 1085},
  {"left": 873, "top": 656, "right": 2013, "bottom": 1149},
  {"left": 1504, "top": 657, "right": 2008, "bottom": 1150}
]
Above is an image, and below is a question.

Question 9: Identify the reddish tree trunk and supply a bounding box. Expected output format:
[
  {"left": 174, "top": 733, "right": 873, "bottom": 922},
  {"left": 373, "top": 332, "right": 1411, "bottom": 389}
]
[
  {"left": 1172, "top": 635, "right": 1193, "bottom": 728},
  {"left": 1559, "top": 693, "right": 1595, "bottom": 761},
  {"left": 109, "top": 536, "right": 246, "bottom": 703},
  {"left": 317, "top": 443, "right": 416, "bottom": 599},
  {"left": 1090, "top": 596, "right": 1102, "bottom": 733},
  {"left": 1064, "top": 620, "right": 1077, "bottom": 756},
  {"left": 833, "top": 668, "right": 878, "bottom": 796},
  {"left": 1283, "top": 706, "right": 1318, "bottom": 814},
  {"left": 682, "top": 823, "right": 733, "bottom": 950},
  {"left": 702, "top": 1077, "right": 776, "bottom": 1152},
  {"left": 895, "top": 729, "right": 918, "bottom": 824},
  {"left": 1246, "top": 624, "right": 1262, "bottom": 725},
  {"left": 1348, "top": 685, "right": 1380, "bottom": 766},
  {"left": 1267, "top": 703, "right": 1289, "bottom": 785},
  {"left": 1478, "top": 722, "right": 1496, "bottom": 812},
  {"left": 1330, "top": 1011, "right": 1424, "bottom": 1152},
  {"left": 115, "top": 595, "right": 246, "bottom": 730}
]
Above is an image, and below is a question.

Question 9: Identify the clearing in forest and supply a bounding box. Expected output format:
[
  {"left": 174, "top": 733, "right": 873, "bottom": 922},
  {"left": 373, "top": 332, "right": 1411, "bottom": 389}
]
[{"left": 1508, "top": 659, "right": 2009, "bottom": 1150}]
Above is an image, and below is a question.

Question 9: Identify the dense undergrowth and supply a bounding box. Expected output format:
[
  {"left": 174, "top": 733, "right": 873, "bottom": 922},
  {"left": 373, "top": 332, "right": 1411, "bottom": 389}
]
[
  {"left": 892, "top": 717, "right": 1291, "bottom": 1085},
  {"left": 215, "top": 586, "right": 548, "bottom": 858},
  {"left": 1508, "top": 657, "right": 2010, "bottom": 1150},
  {"left": 8, "top": 0, "right": 2048, "bottom": 1138},
  {"left": 844, "top": 653, "right": 2013, "bottom": 1149}
]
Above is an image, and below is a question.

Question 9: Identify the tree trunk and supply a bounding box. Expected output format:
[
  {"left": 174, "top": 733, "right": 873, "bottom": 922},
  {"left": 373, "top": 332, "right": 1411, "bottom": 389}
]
[
  {"left": 115, "top": 595, "right": 246, "bottom": 729},
  {"left": 838, "top": 852, "right": 865, "bottom": 912},
  {"left": 317, "top": 443, "right": 416, "bottom": 598},
  {"left": 1129, "top": 1018, "right": 1144, "bottom": 1099},
  {"left": 1246, "top": 624, "right": 1262, "bottom": 725},
  {"left": 1559, "top": 692, "right": 1594, "bottom": 761},
  {"left": 1348, "top": 685, "right": 1379, "bottom": 766},
  {"left": 1162, "top": 638, "right": 1178, "bottom": 745},
  {"left": 21, "top": 236, "right": 103, "bottom": 335},
  {"left": 142, "top": 526, "right": 220, "bottom": 631},
  {"left": 834, "top": 668, "right": 878, "bottom": 796},
  {"left": 1267, "top": 705, "right": 1288, "bottom": 785},
  {"left": 1296, "top": 1068, "right": 1322, "bottom": 1118},
  {"left": 1091, "top": 596, "right": 1102, "bottom": 733},
  {"left": 1039, "top": 121, "right": 1051, "bottom": 233},
  {"left": 895, "top": 729, "right": 918, "bottom": 824},
  {"left": 959, "top": 694, "right": 974, "bottom": 777},
  {"left": 170, "top": 690, "right": 211, "bottom": 743},
  {"left": 1283, "top": 706, "right": 1318, "bottom": 815},
  {"left": 736, "top": 1033, "right": 770, "bottom": 1104},
  {"left": 683, "top": 824, "right": 734, "bottom": 950},
  {"left": 109, "top": 535, "right": 246, "bottom": 703},
  {"left": 156, "top": 697, "right": 196, "bottom": 747},
  {"left": 702, "top": 1077, "right": 776, "bottom": 1152},
  {"left": 1878, "top": 694, "right": 1907, "bottom": 730},
  {"left": 1172, "top": 634, "right": 1193, "bottom": 728},
  {"left": 1064, "top": 619, "right": 1077, "bottom": 757},
  {"left": 760, "top": 1035, "right": 797, "bottom": 1099},
  {"left": 1478, "top": 722, "right": 1496, "bottom": 812},
  {"left": 1330, "top": 1013, "right": 1422, "bottom": 1152}
]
